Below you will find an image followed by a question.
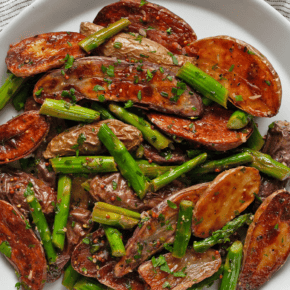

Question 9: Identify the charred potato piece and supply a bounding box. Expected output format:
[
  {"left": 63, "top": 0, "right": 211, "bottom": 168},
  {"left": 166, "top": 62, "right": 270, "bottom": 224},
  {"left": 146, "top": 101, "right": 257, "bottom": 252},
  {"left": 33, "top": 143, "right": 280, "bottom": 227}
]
[
  {"left": 33, "top": 56, "right": 203, "bottom": 118},
  {"left": 0, "top": 111, "right": 49, "bottom": 164},
  {"left": 237, "top": 190, "right": 290, "bottom": 290},
  {"left": 43, "top": 119, "right": 142, "bottom": 159},
  {"left": 138, "top": 248, "right": 221, "bottom": 290},
  {"left": 93, "top": 0, "right": 197, "bottom": 55},
  {"left": 148, "top": 105, "right": 253, "bottom": 151},
  {"left": 188, "top": 36, "right": 282, "bottom": 117},
  {"left": 0, "top": 201, "right": 47, "bottom": 290},
  {"left": 193, "top": 167, "right": 260, "bottom": 238},
  {"left": 6, "top": 32, "right": 86, "bottom": 77}
]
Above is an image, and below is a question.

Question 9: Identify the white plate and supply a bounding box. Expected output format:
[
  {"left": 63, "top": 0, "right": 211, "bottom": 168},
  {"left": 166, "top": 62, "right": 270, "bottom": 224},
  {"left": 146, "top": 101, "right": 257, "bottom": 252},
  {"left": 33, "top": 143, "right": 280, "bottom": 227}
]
[{"left": 0, "top": 0, "right": 290, "bottom": 289}]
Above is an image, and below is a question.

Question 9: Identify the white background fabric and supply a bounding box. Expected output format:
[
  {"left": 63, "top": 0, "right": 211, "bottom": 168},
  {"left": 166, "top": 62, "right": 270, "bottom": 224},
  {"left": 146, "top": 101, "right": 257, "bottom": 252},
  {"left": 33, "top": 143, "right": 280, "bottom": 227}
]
[{"left": 0, "top": 0, "right": 290, "bottom": 32}]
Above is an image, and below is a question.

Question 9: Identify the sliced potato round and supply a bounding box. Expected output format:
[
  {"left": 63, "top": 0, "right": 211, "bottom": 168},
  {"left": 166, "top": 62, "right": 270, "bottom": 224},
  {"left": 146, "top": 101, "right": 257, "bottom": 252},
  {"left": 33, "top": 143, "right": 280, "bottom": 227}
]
[
  {"left": 188, "top": 36, "right": 282, "bottom": 117},
  {"left": 192, "top": 166, "right": 260, "bottom": 238}
]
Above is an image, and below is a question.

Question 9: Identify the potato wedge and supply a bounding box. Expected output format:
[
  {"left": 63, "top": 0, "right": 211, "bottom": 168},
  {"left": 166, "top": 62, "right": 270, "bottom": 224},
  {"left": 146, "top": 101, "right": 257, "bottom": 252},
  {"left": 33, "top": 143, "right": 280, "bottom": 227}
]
[
  {"left": 93, "top": 0, "right": 197, "bottom": 55},
  {"left": 0, "top": 200, "right": 47, "bottom": 290},
  {"left": 6, "top": 32, "right": 86, "bottom": 77},
  {"left": 148, "top": 105, "right": 253, "bottom": 151},
  {"left": 0, "top": 111, "right": 49, "bottom": 164},
  {"left": 33, "top": 56, "right": 203, "bottom": 118},
  {"left": 138, "top": 248, "right": 221, "bottom": 290},
  {"left": 192, "top": 166, "right": 260, "bottom": 238},
  {"left": 188, "top": 36, "right": 282, "bottom": 117},
  {"left": 114, "top": 183, "right": 209, "bottom": 277},
  {"left": 237, "top": 189, "right": 290, "bottom": 290},
  {"left": 43, "top": 119, "right": 142, "bottom": 159}
]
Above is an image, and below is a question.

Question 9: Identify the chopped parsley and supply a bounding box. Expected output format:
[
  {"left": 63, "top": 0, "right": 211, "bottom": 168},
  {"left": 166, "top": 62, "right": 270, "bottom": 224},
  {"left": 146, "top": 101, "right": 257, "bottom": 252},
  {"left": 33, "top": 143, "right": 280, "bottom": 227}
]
[
  {"left": 63, "top": 54, "right": 74, "bottom": 69},
  {"left": 167, "top": 200, "right": 177, "bottom": 209},
  {"left": 167, "top": 52, "right": 178, "bottom": 65},
  {"left": 113, "top": 42, "right": 122, "bottom": 49}
]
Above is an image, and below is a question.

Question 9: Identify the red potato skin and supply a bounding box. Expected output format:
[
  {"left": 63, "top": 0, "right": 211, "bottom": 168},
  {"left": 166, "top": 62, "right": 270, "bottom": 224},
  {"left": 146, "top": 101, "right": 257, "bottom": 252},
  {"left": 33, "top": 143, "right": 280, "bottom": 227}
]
[
  {"left": 0, "top": 201, "right": 47, "bottom": 290},
  {"left": 237, "top": 190, "right": 290, "bottom": 290},
  {"left": 0, "top": 111, "right": 49, "bottom": 164},
  {"left": 33, "top": 56, "right": 203, "bottom": 118},
  {"left": 148, "top": 105, "right": 253, "bottom": 151},
  {"left": 93, "top": 0, "right": 197, "bottom": 55},
  {"left": 6, "top": 32, "right": 86, "bottom": 77},
  {"left": 188, "top": 36, "right": 282, "bottom": 117}
]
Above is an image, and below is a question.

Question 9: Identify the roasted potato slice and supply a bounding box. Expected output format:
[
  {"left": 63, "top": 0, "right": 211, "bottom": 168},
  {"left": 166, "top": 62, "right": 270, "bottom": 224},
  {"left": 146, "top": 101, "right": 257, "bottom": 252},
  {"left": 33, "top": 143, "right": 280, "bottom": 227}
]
[
  {"left": 114, "top": 183, "right": 209, "bottom": 277},
  {"left": 93, "top": 0, "right": 197, "bottom": 55},
  {"left": 6, "top": 32, "right": 86, "bottom": 77},
  {"left": 148, "top": 105, "right": 253, "bottom": 151},
  {"left": 138, "top": 248, "right": 221, "bottom": 290},
  {"left": 43, "top": 119, "right": 142, "bottom": 159},
  {"left": 0, "top": 111, "right": 49, "bottom": 164},
  {"left": 33, "top": 56, "right": 203, "bottom": 118},
  {"left": 237, "top": 189, "right": 290, "bottom": 290},
  {"left": 192, "top": 166, "right": 260, "bottom": 238},
  {"left": 0, "top": 201, "right": 47, "bottom": 290},
  {"left": 188, "top": 36, "right": 282, "bottom": 117}
]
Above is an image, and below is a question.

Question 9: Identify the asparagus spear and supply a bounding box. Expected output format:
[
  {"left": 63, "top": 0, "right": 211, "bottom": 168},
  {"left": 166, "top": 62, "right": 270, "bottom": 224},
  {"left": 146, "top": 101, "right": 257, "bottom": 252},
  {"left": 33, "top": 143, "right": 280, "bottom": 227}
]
[
  {"left": 219, "top": 241, "right": 243, "bottom": 290},
  {"left": 103, "top": 225, "right": 126, "bottom": 257},
  {"left": 0, "top": 73, "right": 25, "bottom": 110},
  {"left": 193, "top": 213, "right": 253, "bottom": 253},
  {"left": 172, "top": 200, "right": 193, "bottom": 258},
  {"left": 227, "top": 110, "right": 251, "bottom": 129},
  {"left": 62, "top": 263, "right": 81, "bottom": 290},
  {"left": 12, "top": 82, "right": 32, "bottom": 111},
  {"left": 81, "top": 180, "right": 91, "bottom": 192},
  {"left": 73, "top": 277, "right": 105, "bottom": 290},
  {"left": 177, "top": 62, "right": 229, "bottom": 108},
  {"left": 92, "top": 208, "right": 139, "bottom": 229},
  {"left": 135, "top": 144, "right": 144, "bottom": 159},
  {"left": 243, "top": 148, "right": 290, "bottom": 180},
  {"left": 109, "top": 103, "right": 172, "bottom": 150},
  {"left": 94, "top": 202, "right": 141, "bottom": 220},
  {"left": 246, "top": 121, "right": 265, "bottom": 151},
  {"left": 40, "top": 99, "right": 100, "bottom": 122},
  {"left": 24, "top": 183, "right": 57, "bottom": 264},
  {"left": 50, "top": 156, "right": 118, "bottom": 174},
  {"left": 91, "top": 102, "right": 115, "bottom": 120},
  {"left": 52, "top": 175, "right": 72, "bottom": 250},
  {"left": 151, "top": 153, "right": 207, "bottom": 192},
  {"left": 78, "top": 19, "right": 131, "bottom": 53},
  {"left": 98, "top": 123, "right": 150, "bottom": 199}
]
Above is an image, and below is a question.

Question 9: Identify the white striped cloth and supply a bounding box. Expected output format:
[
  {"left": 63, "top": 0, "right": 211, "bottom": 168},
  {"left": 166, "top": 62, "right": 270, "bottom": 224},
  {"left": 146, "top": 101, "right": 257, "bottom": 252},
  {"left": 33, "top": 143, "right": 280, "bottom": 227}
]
[{"left": 0, "top": 0, "right": 290, "bottom": 32}]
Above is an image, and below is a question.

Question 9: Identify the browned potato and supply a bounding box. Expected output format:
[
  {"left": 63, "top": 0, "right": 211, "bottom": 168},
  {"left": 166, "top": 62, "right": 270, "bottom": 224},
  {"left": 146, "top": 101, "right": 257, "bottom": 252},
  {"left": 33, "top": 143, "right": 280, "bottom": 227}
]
[
  {"left": 6, "top": 32, "right": 86, "bottom": 77},
  {"left": 138, "top": 248, "right": 221, "bottom": 290},
  {"left": 237, "top": 189, "right": 290, "bottom": 290},
  {"left": 43, "top": 119, "right": 142, "bottom": 159},
  {"left": 188, "top": 36, "right": 282, "bottom": 117},
  {"left": 192, "top": 166, "right": 260, "bottom": 238},
  {"left": 148, "top": 105, "right": 253, "bottom": 151}
]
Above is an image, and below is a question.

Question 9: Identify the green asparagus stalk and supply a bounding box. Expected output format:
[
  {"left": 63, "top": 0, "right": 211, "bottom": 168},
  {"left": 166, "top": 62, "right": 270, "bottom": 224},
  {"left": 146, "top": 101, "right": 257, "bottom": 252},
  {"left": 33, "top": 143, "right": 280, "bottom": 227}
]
[
  {"left": 0, "top": 73, "right": 25, "bottom": 110},
  {"left": 193, "top": 213, "right": 253, "bottom": 253},
  {"left": 73, "top": 277, "right": 105, "bottom": 290},
  {"left": 243, "top": 148, "right": 290, "bottom": 180},
  {"left": 172, "top": 200, "right": 193, "bottom": 258},
  {"left": 24, "top": 183, "right": 57, "bottom": 264},
  {"left": 40, "top": 99, "right": 100, "bottom": 122},
  {"left": 50, "top": 156, "right": 118, "bottom": 174},
  {"left": 52, "top": 175, "right": 72, "bottom": 250},
  {"left": 98, "top": 123, "right": 150, "bottom": 199},
  {"left": 103, "top": 225, "right": 126, "bottom": 257},
  {"left": 151, "top": 153, "right": 207, "bottom": 192},
  {"left": 12, "top": 82, "right": 32, "bottom": 111},
  {"left": 219, "top": 241, "right": 243, "bottom": 290},
  {"left": 62, "top": 263, "right": 81, "bottom": 290},
  {"left": 94, "top": 202, "right": 141, "bottom": 220},
  {"left": 177, "top": 62, "right": 229, "bottom": 108},
  {"left": 92, "top": 208, "right": 139, "bottom": 229},
  {"left": 109, "top": 103, "right": 172, "bottom": 150},
  {"left": 135, "top": 144, "right": 144, "bottom": 159},
  {"left": 246, "top": 121, "right": 265, "bottom": 151},
  {"left": 78, "top": 19, "right": 131, "bottom": 53},
  {"left": 81, "top": 180, "right": 91, "bottom": 191},
  {"left": 91, "top": 102, "right": 115, "bottom": 120},
  {"left": 227, "top": 110, "right": 251, "bottom": 129},
  {"left": 187, "top": 152, "right": 253, "bottom": 177}
]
